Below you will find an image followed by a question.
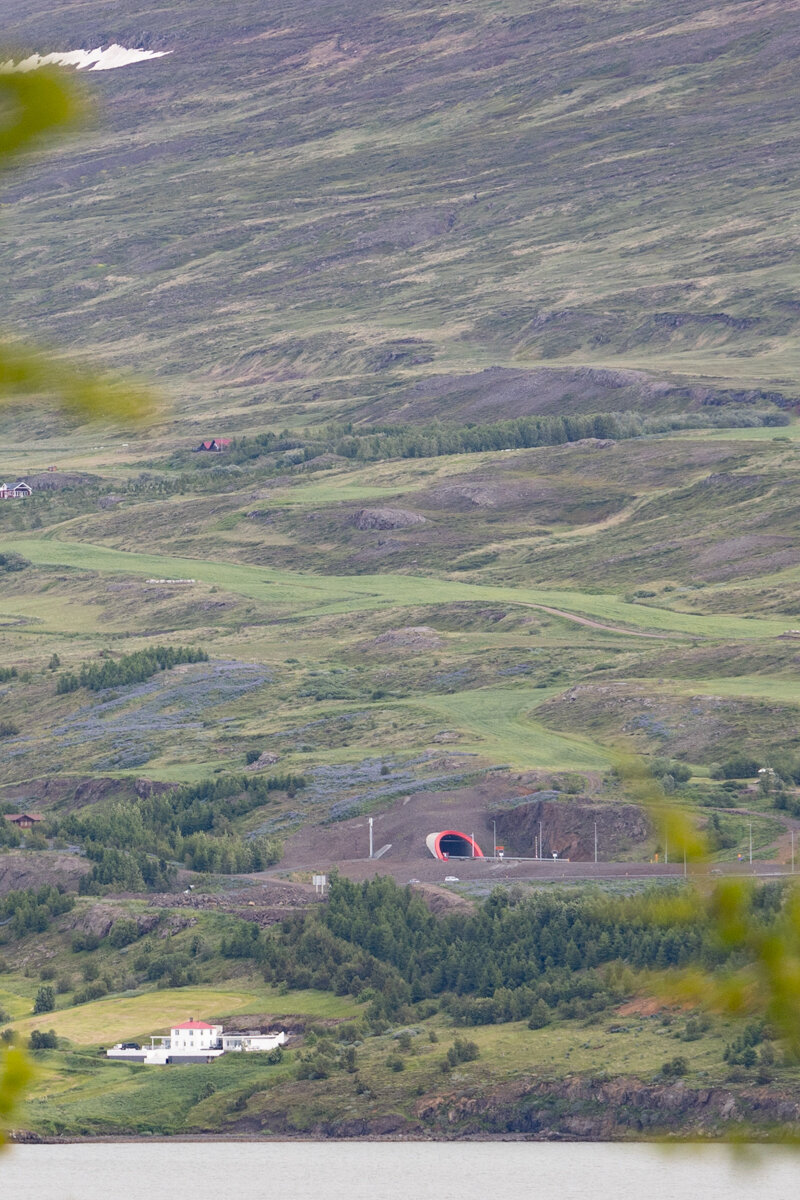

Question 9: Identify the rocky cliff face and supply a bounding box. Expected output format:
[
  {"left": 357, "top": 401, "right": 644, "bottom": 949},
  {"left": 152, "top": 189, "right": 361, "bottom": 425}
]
[
  {"left": 493, "top": 798, "right": 651, "bottom": 861},
  {"left": 238, "top": 1072, "right": 800, "bottom": 1141},
  {"left": 411, "top": 1074, "right": 800, "bottom": 1140}
]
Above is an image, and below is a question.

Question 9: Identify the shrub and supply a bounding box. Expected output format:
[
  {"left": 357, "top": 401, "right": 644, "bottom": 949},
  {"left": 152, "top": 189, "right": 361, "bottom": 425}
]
[
  {"left": 71, "top": 932, "right": 101, "bottom": 953},
  {"left": 386, "top": 1053, "right": 405, "bottom": 1072},
  {"left": 0, "top": 552, "right": 29, "bottom": 572},
  {"left": 660, "top": 1056, "right": 689, "bottom": 1078},
  {"left": 72, "top": 980, "right": 108, "bottom": 1005},
  {"left": 0, "top": 720, "right": 19, "bottom": 738},
  {"left": 712, "top": 757, "right": 761, "bottom": 780},
  {"left": 33, "top": 985, "right": 55, "bottom": 1014},
  {"left": 29, "top": 1029, "right": 58, "bottom": 1050},
  {"left": 527, "top": 1000, "right": 552, "bottom": 1030},
  {"left": 108, "top": 919, "right": 139, "bottom": 949}
]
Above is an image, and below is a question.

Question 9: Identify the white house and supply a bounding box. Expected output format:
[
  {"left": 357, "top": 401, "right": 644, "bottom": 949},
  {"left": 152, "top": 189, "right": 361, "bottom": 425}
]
[
  {"left": 106, "top": 1018, "right": 286, "bottom": 1065},
  {"left": 169, "top": 1018, "right": 223, "bottom": 1052},
  {"left": 0, "top": 481, "right": 32, "bottom": 500}
]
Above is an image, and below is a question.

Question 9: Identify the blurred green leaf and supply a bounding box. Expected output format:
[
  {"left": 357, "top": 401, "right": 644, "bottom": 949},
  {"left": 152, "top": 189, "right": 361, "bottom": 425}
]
[
  {"left": 0, "top": 61, "right": 156, "bottom": 422},
  {"left": 0, "top": 1044, "right": 33, "bottom": 1147}
]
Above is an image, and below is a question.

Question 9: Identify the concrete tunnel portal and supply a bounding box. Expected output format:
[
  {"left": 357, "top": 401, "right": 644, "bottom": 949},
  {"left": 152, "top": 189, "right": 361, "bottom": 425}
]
[{"left": 426, "top": 830, "right": 484, "bottom": 860}]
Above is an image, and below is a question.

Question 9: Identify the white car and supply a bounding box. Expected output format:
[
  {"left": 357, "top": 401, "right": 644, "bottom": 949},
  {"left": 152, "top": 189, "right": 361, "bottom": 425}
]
[{"left": 444, "top": 876, "right": 460, "bottom": 883}]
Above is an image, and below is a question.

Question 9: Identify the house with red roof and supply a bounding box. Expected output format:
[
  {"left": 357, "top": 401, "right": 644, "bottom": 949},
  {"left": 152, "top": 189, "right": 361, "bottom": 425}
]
[
  {"left": 169, "top": 1019, "right": 223, "bottom": 1053},
  {"left": 3, "top": 813, "right": 43, "bottom": 830},
  {"left": 193, "top": 438, "right": 231, "bottom": 452},
  {"left": 106, "top": 1018, "right": 286, "bottom": 1064}
]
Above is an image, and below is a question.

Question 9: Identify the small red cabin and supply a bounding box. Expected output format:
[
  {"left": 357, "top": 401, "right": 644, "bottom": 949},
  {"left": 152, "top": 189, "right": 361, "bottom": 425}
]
[{"left": 4, "top": 813, "right": 43, "bottom": 829}]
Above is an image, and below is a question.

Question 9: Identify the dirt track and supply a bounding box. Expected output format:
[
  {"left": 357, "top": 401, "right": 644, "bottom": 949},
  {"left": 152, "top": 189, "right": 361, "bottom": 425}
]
[{"left": 524, "top": 604, "right": 676, "bottom": 639}]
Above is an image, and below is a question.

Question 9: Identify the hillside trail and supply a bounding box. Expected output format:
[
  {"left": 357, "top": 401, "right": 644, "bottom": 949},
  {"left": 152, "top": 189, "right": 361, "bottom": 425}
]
[{"left": 522, "top": 602, "right": 678, "bottom": 639}]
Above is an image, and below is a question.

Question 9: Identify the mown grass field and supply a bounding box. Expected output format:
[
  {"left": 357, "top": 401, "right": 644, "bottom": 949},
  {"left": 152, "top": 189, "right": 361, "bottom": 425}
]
[
  {"left": 402, "top": 688, "right": 611, "bottom": 771},
  {"left": 10, "top": 985, "right": 360, "bottom": 1045}
]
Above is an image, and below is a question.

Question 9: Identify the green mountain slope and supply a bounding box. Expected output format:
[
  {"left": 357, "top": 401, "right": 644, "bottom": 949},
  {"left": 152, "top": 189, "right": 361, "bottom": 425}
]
[{"left": 1, "top": 0, "right": 799, "bottom": 438}]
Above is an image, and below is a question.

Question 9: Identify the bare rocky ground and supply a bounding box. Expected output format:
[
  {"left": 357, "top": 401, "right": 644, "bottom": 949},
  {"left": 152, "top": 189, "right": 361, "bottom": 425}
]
[{"left": 0, "top": 850, "right": 90, "bottom": 893}]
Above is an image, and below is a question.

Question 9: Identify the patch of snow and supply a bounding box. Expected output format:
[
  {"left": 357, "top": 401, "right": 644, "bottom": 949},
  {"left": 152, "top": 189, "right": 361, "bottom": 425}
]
[{"left": 1, "top": 45, "right": 172, "bottom": 73}]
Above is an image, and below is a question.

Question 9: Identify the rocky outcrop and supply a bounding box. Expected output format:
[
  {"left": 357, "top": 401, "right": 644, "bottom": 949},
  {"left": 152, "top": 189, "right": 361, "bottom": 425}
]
[
  {"left": 245, "top": 751, "right": 281, "bottom": 771},
  {"left": 370, "top": 626, "right": 443, "bottom": 650},
  {"left": 352, "top": 507, "right": 426, "bottom": 530},
  {"left": 493, "top": 797, "right": 651, "bottom": 860},
  {"left": 0, "top": 851, "right": 90, "bottom": 896},
  {"left": 413, "top": 1074, "right": 800, "bottom": 1139}
]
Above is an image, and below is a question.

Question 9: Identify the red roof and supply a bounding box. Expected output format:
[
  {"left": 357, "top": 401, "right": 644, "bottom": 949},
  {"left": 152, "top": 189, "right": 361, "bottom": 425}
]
[{"left": 172, "top": 1020, "right": 217, "bottom": 1030}]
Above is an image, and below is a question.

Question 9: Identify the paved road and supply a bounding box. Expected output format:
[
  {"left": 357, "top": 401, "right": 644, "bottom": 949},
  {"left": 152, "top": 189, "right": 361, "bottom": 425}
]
[{"left": 265, "top": 856, "right": 798, "bottom": 888}]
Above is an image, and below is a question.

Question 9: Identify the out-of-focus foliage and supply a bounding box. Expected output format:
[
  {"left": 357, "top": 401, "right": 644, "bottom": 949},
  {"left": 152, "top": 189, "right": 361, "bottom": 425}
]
[
  {"left": 616, "top": 747, "right": 800, "bottom": 1059},
  {"left": 0, "top": 68, "right": 84, "bottom": 166},
  {"left": 0, "top": 64, "right": 155, "bottom": 421},
  {"left": 0, "top": 1044, "right": 33, "bottom": 1148}
]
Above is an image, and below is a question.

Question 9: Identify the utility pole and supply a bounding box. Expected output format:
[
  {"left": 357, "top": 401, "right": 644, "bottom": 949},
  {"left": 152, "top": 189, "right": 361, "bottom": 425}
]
[
  {"left": 665, "top": 835, "right": 668, "bottom": 865},
  {"left": 749, "top": 821, "right": 753, "bottom": 866},
  {"left": 683, "top": 845, "right": 687, "bottom": 878},
  {"left": 792, "top": 829, "right": 795, "bottom": 874},
  {"left": 471, "top": 831, "right": 475, "bottom": 859},
  {"left": 369, "top": 816, "right": 373, "bottom": 859},
  {"left": 594, "top": 821, "right": 598, "bottom": 865},
  {"left": 493, "top": 819, "right": 497, "bottom": 859},
  {"left": 539, "top": 820, "right": 543, "bottom": 860}
]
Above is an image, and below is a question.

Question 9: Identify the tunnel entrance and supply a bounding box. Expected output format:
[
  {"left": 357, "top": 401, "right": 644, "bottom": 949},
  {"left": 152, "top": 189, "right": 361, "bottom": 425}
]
[{"left": 426, "top": 830, "right": 484, "bottom": 859}]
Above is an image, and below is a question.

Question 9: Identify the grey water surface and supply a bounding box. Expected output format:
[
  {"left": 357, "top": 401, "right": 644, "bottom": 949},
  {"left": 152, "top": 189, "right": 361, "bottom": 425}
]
[{"left": 2, "top": 1142, "right": 797, "bottom": 1200}]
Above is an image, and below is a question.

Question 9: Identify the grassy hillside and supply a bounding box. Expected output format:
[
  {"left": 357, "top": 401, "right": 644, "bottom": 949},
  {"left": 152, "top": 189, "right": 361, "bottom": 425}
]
[
  {"left": 1, "top": 0, "right": 800, "bottom": 1142},
  {"left": 1, "top": 0, "right": 799, "bottom": 447}
]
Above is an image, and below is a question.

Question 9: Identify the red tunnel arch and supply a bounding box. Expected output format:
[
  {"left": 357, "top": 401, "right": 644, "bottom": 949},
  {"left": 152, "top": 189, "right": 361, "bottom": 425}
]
[{"left": 426, "top": 830, "right": 484, "bottom": 860}]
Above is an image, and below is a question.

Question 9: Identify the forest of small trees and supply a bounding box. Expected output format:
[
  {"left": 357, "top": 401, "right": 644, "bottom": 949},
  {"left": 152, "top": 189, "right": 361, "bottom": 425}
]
[
  {"left": 217, "top": 875, "right": 786, "bottom": 1028},
  {"left": 181, "top": 408, "right": 787, "bottom": 472},
  {"left": 46, "top": 772, "right": 299, "bottom": 891},
  {"left": 56, "top": 645, "right": 209, "bottom": 694},
  {"left": 0, "top": 885, "right": 74, "bottom": 941}
]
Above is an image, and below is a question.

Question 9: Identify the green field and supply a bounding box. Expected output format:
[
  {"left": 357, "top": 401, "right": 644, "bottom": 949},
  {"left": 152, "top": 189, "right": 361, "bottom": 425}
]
[
  {"left": 403, "top": 687, "right": 611, "bottom": 770},
  {"left": 10, "top": 985, "right": 360, "bottom": 1046},
  {"left": 4, "top": 538, "right": 794, "bottom": 639}
]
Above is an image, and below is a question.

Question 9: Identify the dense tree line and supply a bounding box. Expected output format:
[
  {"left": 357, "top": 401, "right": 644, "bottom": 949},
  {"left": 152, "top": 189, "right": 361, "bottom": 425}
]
[
  {"left": 184, "top": 408, "right": 787, "bottom": 472},
  {"left": 0, "top": 885, "right": 74, "bottom": 941},
  {"left": 50, "top": 772, "right": 297, "bottom": 890},
  {"left": 215, "top": 876, "right": 777, "bottom": 1026},
  {"left": 56, "top": 645, "right": 209, "bottom": 694}
]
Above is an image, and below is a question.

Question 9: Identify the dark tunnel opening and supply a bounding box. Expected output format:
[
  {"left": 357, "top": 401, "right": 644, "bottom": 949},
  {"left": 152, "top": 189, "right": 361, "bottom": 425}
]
[{"left": 439, "top": 832, "right": 477, "bottom": 858}]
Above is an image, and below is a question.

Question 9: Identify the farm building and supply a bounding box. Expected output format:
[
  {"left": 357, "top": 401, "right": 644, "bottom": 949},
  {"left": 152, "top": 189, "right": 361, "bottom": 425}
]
[
  {"left": 107, "top": 1019, "right": 287, "bottom": 1065},
  {"left": 0, "top": 481, "right": 33, "bottom": 499},
  {"left": 193, "top": 438, "right": 231, "bottom": 452},
  {"left": 3, "top": 813, "right": 43, "bottom": 830}
]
